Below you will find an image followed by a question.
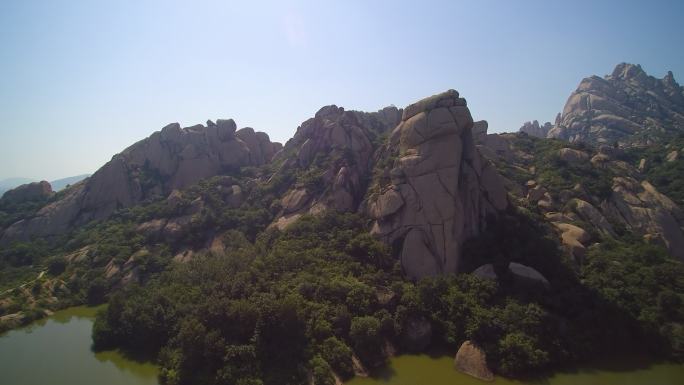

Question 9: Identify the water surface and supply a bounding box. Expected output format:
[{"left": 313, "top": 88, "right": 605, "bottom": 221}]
[
  {"left": 346, "top": 352, "right": 684, "bottom": 385},
  {"left": 0, "top": 306, "right": 158, "bottom": 385}
]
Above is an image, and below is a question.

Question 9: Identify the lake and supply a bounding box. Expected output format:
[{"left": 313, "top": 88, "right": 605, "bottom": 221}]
[
  {"left": 0, "top": 306, "right": 158, "bottom": 385},
  {"left": 2, "top": 307, "right": 683, "bottom": 385},
  {"left": 346, "top": 352, "right": 684, "bottom": 385}
]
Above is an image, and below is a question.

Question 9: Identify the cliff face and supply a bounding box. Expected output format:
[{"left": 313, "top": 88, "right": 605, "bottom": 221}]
[
  {"left": 366, "top": 90, "right": 508, "bottom": 279},
  {"left": 548, "top": 63, "right": 684, "bottom": 145},
  {"left": 0, "top": 120, "right": 281, "bottom": 244}
]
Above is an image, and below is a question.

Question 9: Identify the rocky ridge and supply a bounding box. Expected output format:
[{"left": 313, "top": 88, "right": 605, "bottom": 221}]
[
  {"left": 547, "top": 63, "right": 684, "bottom": 145},
  {"left": 519, "top": 120, "right": 553, "bottom": 138},
  {"left": 0, "top": 121, "right": 281, "bottom": 244}
]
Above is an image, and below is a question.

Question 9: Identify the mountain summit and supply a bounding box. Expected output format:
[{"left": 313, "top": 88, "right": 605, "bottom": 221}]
[{"left": 547, "top": 63, "right": 684, "bottom": 145}]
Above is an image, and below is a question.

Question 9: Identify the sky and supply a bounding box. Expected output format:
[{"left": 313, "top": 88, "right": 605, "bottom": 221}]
[{"left": 1, "top": 0, "right": 683, "bottom": 181}]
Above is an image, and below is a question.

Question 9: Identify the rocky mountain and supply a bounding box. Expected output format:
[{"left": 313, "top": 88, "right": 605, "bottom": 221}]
[
  {"left": 519, "top": 120, "right": 553, "bottom": 138},
  {"left": 269, "top": 105, "right": 402, "bottom": 229},
  {"left": 0, "top": 120, "right": 281, "bottom": 244},
  {"left": 547, "top": 63, "right": 684, "bottom": 145},
  {"left": 476, "top": 127, "right": 684, "bottom": 261},
  {"left": 2, "top": 78, "right": 684, "bottom": 385}
]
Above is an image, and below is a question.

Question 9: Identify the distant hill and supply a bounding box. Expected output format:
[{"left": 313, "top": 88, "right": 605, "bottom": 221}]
[
  {"left": 50, "top": 174, "right": 90, "bottom": 191},
  {"left": 0, "top": 174, "right": 90, "bottom": 196},
  {"left": 0, "top": 177, "right": 34, "bottom": 196}
]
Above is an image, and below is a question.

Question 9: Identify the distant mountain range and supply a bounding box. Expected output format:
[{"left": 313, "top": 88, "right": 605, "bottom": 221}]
[{"left": 0, "top": 174, "right": 90, "bottom": 196}]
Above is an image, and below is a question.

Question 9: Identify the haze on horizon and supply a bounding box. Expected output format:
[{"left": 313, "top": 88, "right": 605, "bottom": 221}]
[{"left": 1, "top": 0, "right": 683, "bottom": 181}]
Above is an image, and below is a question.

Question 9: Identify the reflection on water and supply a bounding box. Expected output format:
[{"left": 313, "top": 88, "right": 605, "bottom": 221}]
[
  {"left": 0, "top": 306, "right": 158, "bottom": 385},
  {"left": 346, "top": 352, "right": 684, "bottom": 385}
]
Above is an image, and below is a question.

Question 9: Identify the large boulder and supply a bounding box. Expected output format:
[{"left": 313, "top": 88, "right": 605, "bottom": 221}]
[
  {"left": 1, "top": 181, "right": 53, "bottom": 204},
  {"left": 454, "top": 340, "right": 494, "bottom": 381},
  {"left": 508, "top": 262, "right": 550, "bottom": 287},
  {"left": 558, "top": 148, "right": 589, "bottom": 163},
  {"left": 368, "top": 90, "right": 508, "bottom": 279},
  {"left": 571, "top": 199, "right": 616, "bottom": 237},
  {"left": 553, "top": 222, "right": 590, "bottom": 260}
]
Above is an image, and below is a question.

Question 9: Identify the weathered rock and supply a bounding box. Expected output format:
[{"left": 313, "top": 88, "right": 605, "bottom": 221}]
[
  {"left": 558, "top": 148, "right": 589, "bottom": 163},
  {"left": 0, "top": 119, "right": 281, "bottom": 244},
  {"left": 508, "top": 262, "right": 550, "bottom": 287},
  {"left": 548, "top": 63, "right": 684, "bottom": 146},
  {"left": 527, "top": 185, "right": 547, "bottom": 202},
  {"left": 281, "top": 188, "right": 311, "bottom": 214},
  {"left": 472, "top": 264, "right": 497, "bottom": 280},
  {"left": 368, "top": 90, "right": 508, "bottom": 279},
  {"left": 554, "top": 222, "right": 590, "bottom": 260},
  {"left": 269, "top": 104, "right": 401, "bottom": 228},
  {"left": 454, "top": 341, "right": 494, "bottom": 382},
  {"left": 638, "top": 158, "right": 648, "bottom": 172},
  {"left": 1, "top": 181, "right": 53, "bottom": 203},
  {"left": 571, "top": 199, "right": 616, "bottom": 237},
  {"left": 136, "top": 218, "right": 168, "bottom": 239},
  {"left": 369, "top": 188, "right": 404, "bottom": 219},
  {"left": 519, "top": 120, "right": 552, "bottom": 138},
  {"left": 472, "top": 120, "right": 489, "bottom": 143},
  {"left": 602, "top": 177, "right": 684, "bottom": 260},
  {"left": 667, "top": 150, "right": 679, "bottom": 162}
]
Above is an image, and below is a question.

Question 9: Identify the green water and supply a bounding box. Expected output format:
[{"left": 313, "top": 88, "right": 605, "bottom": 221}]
[
  {"left": 346, "top": 353, "right": 684, "bottom": 385},
  {"left": 0, "top": 306, "right": 158, "bottom": 385},
  {"left": 2, "top": 309, "right": 683, "bottom": 385}
]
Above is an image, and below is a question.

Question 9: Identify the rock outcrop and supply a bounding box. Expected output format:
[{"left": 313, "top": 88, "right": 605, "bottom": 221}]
[
  {"left": 603, "top": 177, "right": 684, "bottom": 260},
  {"left": 1, "top": 181, "right": 53, "bottom": 204},
  {"left": 454, "top": 340, "right": 494, "bottom": 381},
  {"left": 0, "top": 120, "right": 280, "bottom": 244},
  {"left": 519, "top": 120, "right": 552, "bottom": 138},
  {"left": 271, "top": 105, "right": 402, "bottom": 229},
  {"left": 367, "top": 90, "right": 508, "bottom": 279},
  {"left": 548, "top": 63, "right": 684, "bottom": 146}
]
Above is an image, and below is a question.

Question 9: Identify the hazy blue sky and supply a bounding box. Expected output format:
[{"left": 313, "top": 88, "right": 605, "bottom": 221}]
[{"left": 1, "top": 0, "right": 683, "bottom": 180}]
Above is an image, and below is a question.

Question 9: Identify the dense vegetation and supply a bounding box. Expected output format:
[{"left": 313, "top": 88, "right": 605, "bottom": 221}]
[
  {"left": 88, "top": 207, "right": 684, "bottom": 385},
  {"left": 497, "top": 134, "right": 614, "bottom": 202}
]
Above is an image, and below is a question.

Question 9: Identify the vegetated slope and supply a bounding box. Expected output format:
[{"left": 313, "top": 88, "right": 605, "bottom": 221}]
[{"left": 0, "top": 82, "right": 682, "bottom": 384}]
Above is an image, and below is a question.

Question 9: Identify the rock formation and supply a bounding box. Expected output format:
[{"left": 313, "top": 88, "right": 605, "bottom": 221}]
[
  {"left": 454, "top": 340, "right": 494, "bottom": 381},
  {"left": 0, "top": 120, "right": 280, "bottom": 244},
  {"left": 519, "top": 120, "right": 552, "bottom": 138},
  {"left": 603, "top": 177, "right": 684, "bottom": 260},
  {"left": 0, "top": 181, "right": 53, "bottom": 204},
  {"left": 548, "top": 63, "right": 684, "bottom": 145},
  {"left": 366, "top": 90, "right": 508, "bottom": 279},
  {"left": 270, "top": 105, "right": 402, "bottom": 229}
]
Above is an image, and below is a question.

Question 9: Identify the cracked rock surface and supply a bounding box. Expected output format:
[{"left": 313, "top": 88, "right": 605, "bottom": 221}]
[{"left": 367, "top": 90, "right": 508, "bottom": 279}]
